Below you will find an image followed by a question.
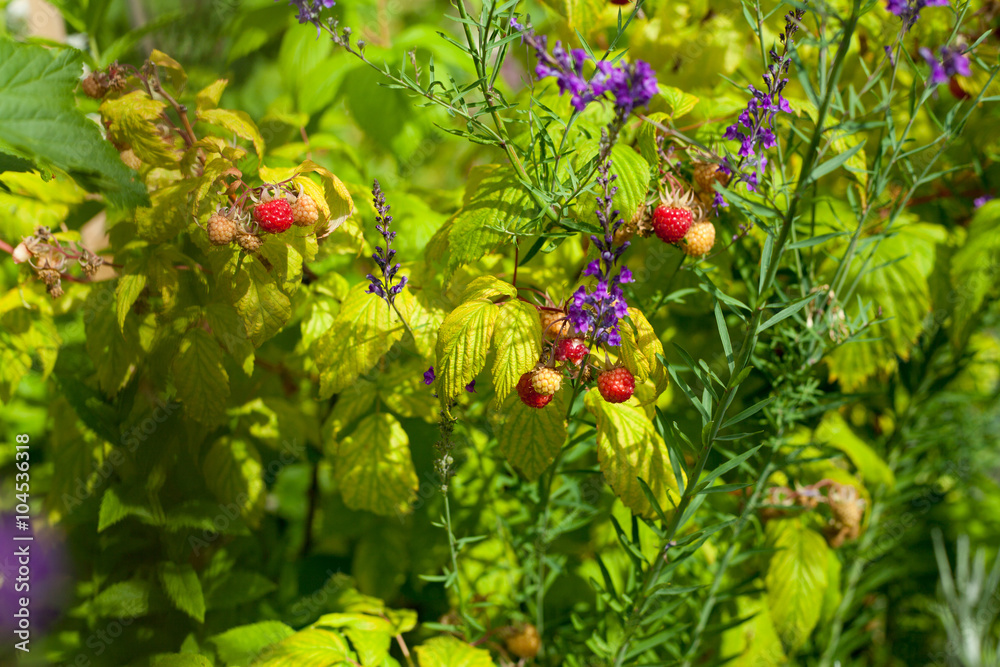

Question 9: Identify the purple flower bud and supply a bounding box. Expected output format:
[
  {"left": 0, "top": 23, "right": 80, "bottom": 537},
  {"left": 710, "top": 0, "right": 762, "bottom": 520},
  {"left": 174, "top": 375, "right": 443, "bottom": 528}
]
[{"left": 423, "top": 366, "right": 436, "bottom": 385}]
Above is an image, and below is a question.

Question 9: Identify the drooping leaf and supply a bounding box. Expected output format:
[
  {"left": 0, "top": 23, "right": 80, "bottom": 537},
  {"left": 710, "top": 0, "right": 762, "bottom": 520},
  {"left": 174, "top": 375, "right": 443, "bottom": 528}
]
[
  {"left": 254, "top": 628, "right": 353, "bottom": 667},
  {"left": 950, "top": 200, "right": 1000, "bottom": 345},
  {"left": 101, "top": 91, "right": 180, "bottom": 167},
  {"left": 333, "top": 413, "right": 418, "bottom": 517},
  {"left": 198, "top": 108, "right": 265, "bottom": 160},
  {"left": 495, "top": 390, "right": 568, "bottom": 480},
  {"left": 764, "top": 518, "right": 831, "bottom": 650},
  {"left": 159, "top": 562, "right": 206, "bottom": 623},
  {"left": 434, "top": 298, "right": 498, "bottom": 401},
  {"left": 491, "top": 300, "right": 543, "bottom": 402},
  {"left": 585, "top": 391, "right": 683, "bottom": 519},
  {"left": 172, "top": 329, "right": 230, "bottom": 424},
  {"left": 813, "top": 412, "right": 894, "bottom": 488}
]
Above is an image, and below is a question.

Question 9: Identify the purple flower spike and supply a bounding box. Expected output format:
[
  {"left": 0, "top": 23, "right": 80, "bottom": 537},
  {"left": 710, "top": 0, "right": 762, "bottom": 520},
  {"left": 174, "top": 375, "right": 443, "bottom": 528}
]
[
  {"left": 885, "top": 0, "right": 949, "bottom": 31},
  {"left": 365, "top": 179, "right": 407, "bottom": 306},
  {"left": 921, "top": 46, "right": 972, "bottom": 86}
]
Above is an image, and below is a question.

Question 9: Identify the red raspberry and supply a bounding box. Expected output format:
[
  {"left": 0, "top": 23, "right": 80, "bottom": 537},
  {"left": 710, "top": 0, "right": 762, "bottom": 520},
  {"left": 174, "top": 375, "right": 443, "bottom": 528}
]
[
  {"left": 652, "top": 205, "right": 693, "bottom": 244},
  {"left": 253, "top": 199, "right": 294, "bottom": 234},
  {"left": 597, "top": 367, "right": 635, "bottom": 404},
  {"left": 517, "top": 372, "right": 553, "bottom": 409},
  {"left": 555, "top": 338, "right": 588, "bottom": 365}
]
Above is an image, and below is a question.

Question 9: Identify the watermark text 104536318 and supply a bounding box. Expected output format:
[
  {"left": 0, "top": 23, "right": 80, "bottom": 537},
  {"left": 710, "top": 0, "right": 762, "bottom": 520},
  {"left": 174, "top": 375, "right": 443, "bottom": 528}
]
[{"left": 12, "top": 433, "right": 32, "bottom": 653}]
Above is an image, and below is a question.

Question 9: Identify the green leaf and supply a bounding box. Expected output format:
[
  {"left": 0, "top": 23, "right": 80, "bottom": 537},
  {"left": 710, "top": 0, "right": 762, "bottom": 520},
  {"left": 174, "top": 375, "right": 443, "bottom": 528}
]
[
  {"left": 0, "top": 39, "right": 147, "bottom": 206},
  {"left": 91, "top": 579, "right": 156, "bottom": 618},
  {"left": 585, "top": 391, "right": 683, "bottom": 519},
  {"left": 460, "top": 275, "right": 518, "bottom": 301},
  {"left": 229, "top": 259, "right": 293, "bottom": 348},
  {"left": 950, "top": 200, "right": 1000, "bottom": 345},
  {"left": 806, "top": 141, "right": 865, "bottom": 184},
  {"left": 116, "top": 272, "right": 147, "bottom": 330},
  {"left": 204, "top": 570, "right": 276, "bottom": 610},
  {"left": 825, "top": 222, "right": 946, "bottom": 389},
  {"left": 315, "top": 283, "right": 407, "bottom": 398},
  {"left": 333, "top": 413, "right": 418, "bottom": 517},
  {"left": 619, "top": 307, "right": 668, "bottom": 396},
  {"left": 719, "top": 595, "right": 788, "bottom": 666},
  {"left": 434, "top": 298, "right": 498, "bottom": 401},
  {"left": 150, "top": 49, "right": 187, "bottom": 92},
  {"left": 101, "top": 91, "right": 180, "bottom": 167},
  {"left": 151, "top": 655, "right": 213, "bottom": 667},
  {"left": 414, "top": 636, "right": 495, "bottom": 667},
  {"left": 491, "top": 300, "right": 543, "bottom": 402},
  {"left": 573, "top": 143, "right": 650, "bottom": 230},
  {"left": 660, "top": 85, "right": 700, "bottom": 119},
  {"left": 254, "top": 628, "right": 353, "bottom": 667},
  {"left": 313, "top": 614, "right": 393, "bottom": 666},
  {"left": 159, "top": 562, "right": 206, "bottom": 623},
  {"left": 637, "top": 112, "right": 671, "bottom": 166},
  {"left": 209, "top": 621, "right": 295, "bottom": 667},
  {"left": 85, "top": 285, "right": 142, "bottom": 394},
  {"left": 819, "top": 548, "right": 843, "bottom": 628},
  {"left": 198, "top": 108, "right": 265, "bottom": 160},
  {"left": 813, "top": 412, "right": 894, "bottom": 488},
  {"left": 495, "top": 390, "right": 567, "bottom": 480},
  {"left": 447, "top": 165, "right": 531, "bottom": 272},
  {"left": 764, "top": 518, "right": 831, "bottom": 650},
  {"left": 172, "top": 329, "right": 230, "bottom": 424},
  {"left": 196, "top": 79, "right": 228, "bottom": 113},
  {"left": 203, "top": 438, "right": 264, "bottom": 525}
]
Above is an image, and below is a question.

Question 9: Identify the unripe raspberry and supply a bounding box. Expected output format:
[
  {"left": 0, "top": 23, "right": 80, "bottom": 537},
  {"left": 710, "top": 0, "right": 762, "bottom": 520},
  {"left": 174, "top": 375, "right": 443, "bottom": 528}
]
[
  {"left": 682, "top": 221, "right": 716, "bottom": 257},
  {"left": 237, "top": 233, "right": 263, "bottom": 253},
  {"left": 207, "top": 213, "right": 238, "bottom": 246},
  {"left": 517, "top": 372, "right": 553, "bottom": 409},
  {"left": 539, "top": 308, "right": 568, "bottom": 340},
  {"left": 506, "top": 624, "right": 541, "bottom": 659},
  {"left": 120, "top": 149, "right": 141, "bottom": 170},
  {"left": 597, "top": 367, "right": 635, "bottom": 404},
  {"left": 531, "top": 368, "right": 563, "bottom": 396},
  {"left": 292, "top": 194, "right": 320, "bottom": 226},
  {"left": 12, "top": 242, "right": 32, "bottom": 264},
  {"left": 693, "top": 161, "right": 730, "bottom": 193},
  {"left": 81, "top": 74, "right": 107, "bottom": 99}
]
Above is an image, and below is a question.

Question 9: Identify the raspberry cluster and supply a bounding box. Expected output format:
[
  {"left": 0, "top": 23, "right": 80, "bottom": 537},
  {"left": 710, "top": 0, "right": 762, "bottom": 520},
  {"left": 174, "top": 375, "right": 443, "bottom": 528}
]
[{"left": 205, "top": 185, "right": 322, "bottom": 254}]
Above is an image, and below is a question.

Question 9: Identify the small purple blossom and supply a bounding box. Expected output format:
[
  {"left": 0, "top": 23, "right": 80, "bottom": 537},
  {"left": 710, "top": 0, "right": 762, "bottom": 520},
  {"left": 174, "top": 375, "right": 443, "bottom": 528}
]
[
  {"left": 511, "top": 20, "right": 658, "bottom": 117},
  {"left": 282, "top": 0, "right": 335, "bottom": 27},
  {"left": 974, "top": 195, "right": 993, "bottom": 209},
  {"left": 365, "top": 179, "right": 408, "bottom": 306},
  {"left": 566, "top": 134, "right": 633, "bottom": 347},
  {"left": 719, "top": 9, "right": 804, "bottom": 197},
  {"left": 465, "top": 380, "right": 476, "bottom": 393},
  {"left": 885, "top": 0, "right": 949, "bottom": 31},
  {"left": 424, "top": 366, "right": 436, "bottom": 385},
  {"left": 919, "top": 46, "right": 971, "bottom": 86}
]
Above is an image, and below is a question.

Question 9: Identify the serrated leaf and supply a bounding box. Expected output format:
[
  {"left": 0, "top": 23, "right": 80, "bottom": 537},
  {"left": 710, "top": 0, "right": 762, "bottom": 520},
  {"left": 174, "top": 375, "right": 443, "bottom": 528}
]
[
  {"left": 205, "top": 570, "right": 276, "bottom": 610},
  {"left": 150, "top": 49, "right": 187, "bottom": 92},
  {"left": 460, "top": 275, "right": 518, "bottom": 301},
  {"left": 764, "top": 518, "right": 830, "bottom": 650},
  {"left": 334, "top": 413, "right": 418, "bottom": 517},
  {"left": 491, "top": 300, "right": 543, "bottom": 402},
  {"left": 495, "top": 389, "right": 567, "bottom": 480},
  {"left": 229, "top": 259, "right": 293, "bottom": 348},
  {"left": 85, "top": 285, "right": 141, "bottom": 394},
  {"left": 254, "top": 628, "right": 353, "bottom": 667},
  {"left": 447, "top": 165, "right": 531, "bottom": 272},
  {"left": 435, "top": 298, "right": 498, "bottom": 401},
  {"left": 91, "top": 579, "right": 155, "bottom": 618},
  {"left": 313, "top": 614, "right": 393, "bottom": 666},
  {"left": 660, "top": 85, "right": 700, "bottom": 119},
  {"left": 950, "top": 200, "right": 1000, "bottom": 346},
  {"left": 209, "top": 621, "right": 295, "bottom": 667},
  {"left": 414, "top": 636, "right": 495, "bottom": 667},
  {"left": 203, "top": 438, "right": 264, "bottom": 525},
  {"left": 198, "top": 108, "right": 265, "bottom": 160},
  {"left": 0, "top": 40, "right": 147, "bottom": 206},
  {"left": 637, "top": 112, "right": 671, "bottom": 166},
  {"left": 572, "top": 143, "right": 650, "bottom": 229},
  {"left": 159, "top": 562, "right": 206, "bottom": 623},
  {"left": 116, "top": 272, "right": 147, "bottom": 330},
  {"left": 173, "top": 329, "right": 229, "bottom": 424},
  {"left": 719, "top": 595, "right": 787, "bottom": 666},
  {"left": 315, "top": 283, "right": 407, "bottom": 398},
  {"left": 101, "top": 91, "right": 182, "bottom": 167},
  {"left": 585, "top": 391, "right": 683, "bottom": 519},
  {"left": 619, "top": 307, "right": 668, "bottom": 397}
]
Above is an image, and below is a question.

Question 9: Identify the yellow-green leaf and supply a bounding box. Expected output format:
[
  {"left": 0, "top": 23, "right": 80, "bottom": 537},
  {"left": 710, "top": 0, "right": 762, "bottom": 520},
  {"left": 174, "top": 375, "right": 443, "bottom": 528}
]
[
  {"left": 334, "top": 412, "right": 418, "bottom": 517},
  {"left": 173, "top": 329, "right": 230, "bottom": 424},
  {"left": 150, "top": 49, "right": 187, "bottom": 92},
  {"left": 198, "top": 108, "right": 265, "bottom": 160},
  {"left": 315, "top": 283, "right": 407, "bottom": 398},
  {"left": 435, "top": 299, "right": 498, "bottom": 401},
  {"left": 414, "top": 636, "right": 495, "bottom": 667},
  {"left": 460, "top": 275, "right": 518, "bottom": 302},
  {"left": 764, "top": 518, "right": 831, "bottom": 650},
  {"left": 230, "top": 260, "right": 293, "bottom": 348},
  {"left": 196, "top": 79, "right": 228, "bottom": 113},
  {"left": 585, "top": 391, "right": 683, "bottom": 519},
  {"left": 159, "top": 562, "right": 205, "bottom": 623},
  {"left": 447, "top": 165, "right": 531, "bottom": 273},
  {"left": 495, "top": 389, "right": 567, "bottom": 480},
  {"left": 254, "top": 628, "right": 353, "bottom": 667},
  {"left": 491, "top": 300, "right": 543, "bottom": 402},
  {"left": 813, "top": 412, "right": 894, "bottom": 489},
  {"left": 101, "top": 91, "right": 179, "bottom": 167}
]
